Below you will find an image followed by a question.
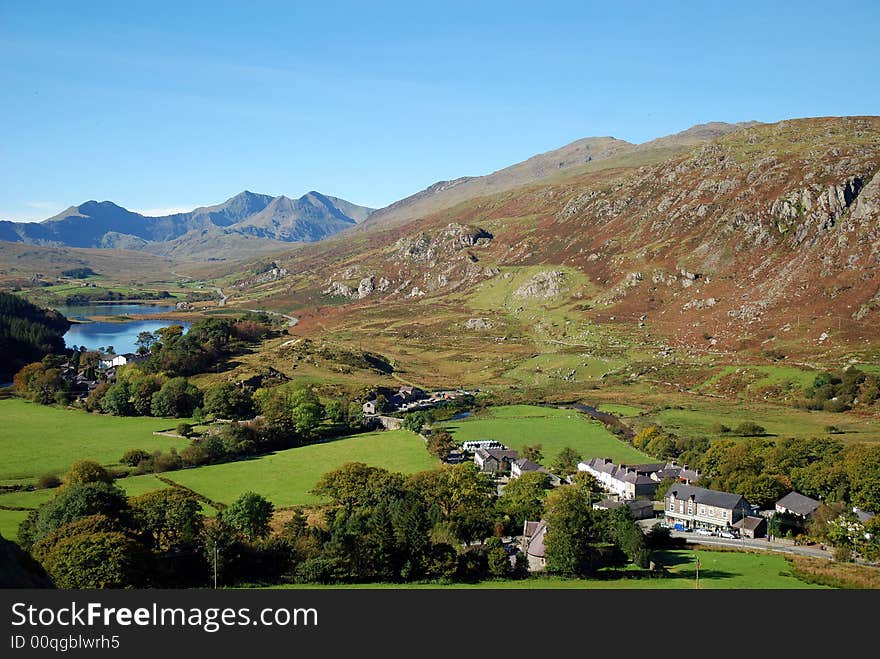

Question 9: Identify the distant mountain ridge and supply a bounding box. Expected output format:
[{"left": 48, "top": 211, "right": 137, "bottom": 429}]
[
  {"left": 0, "top": 191, "right": 375, "bottom": 255},
  {"left": 360, "top": 121, "right": 760, "bottom": 230}
]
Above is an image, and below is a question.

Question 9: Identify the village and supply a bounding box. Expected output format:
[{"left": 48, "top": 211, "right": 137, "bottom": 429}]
[{"left": 363, "top": 385, "right": 879, "bottom": 573}]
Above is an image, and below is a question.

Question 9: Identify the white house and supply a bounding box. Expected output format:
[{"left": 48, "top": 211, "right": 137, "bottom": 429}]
[{"left": 98, "top": 353, "right": 136, "bottom": 369}]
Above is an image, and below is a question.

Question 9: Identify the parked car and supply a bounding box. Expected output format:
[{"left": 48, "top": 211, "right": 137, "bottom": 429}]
[
  {"left": 695, "top": 528, "right": 714, "bottom": 536},
  {"left": 719, "top": 530, "right": 737, "bottom": 539}
]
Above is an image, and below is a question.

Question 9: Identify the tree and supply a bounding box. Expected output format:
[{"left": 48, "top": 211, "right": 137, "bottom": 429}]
[
  {"left": 844, "top": 445, "right": 880, "bottom": 511},
  {"left": 41, "top": 530, "right": 149, "bottom": 589},
  {"left": 289, "top": 387, "right": 324, "bottom": 437},
  {"left": 486, "top": 536, "right": 510, "bottom": 578},
  {"left": 654, "top": 477, "right": 678, "bottom": 501},
  {"left": 222, "top": 492, "right": 274, "bottom": 542},
  {"left": 203, "top": 382, "right": 254, "bottom": 420},
  {"left": 605, "top": 506, "right": 649, "bottom": 567},
  {"left": 130, "top": 488, "right": 204, "bottom": 551},
  {"left": 259, "top": 387, "right": 294, "bottom": 431},
  {"left": 569, "top": 470, "right": 603, "bottom": 499},
  {"left": 551, "top": 446, "right": 582, "bottom": 478},
  {"left": 521, "top": 444, "right": 544, "bottom": 463},
  {"left": 373, "top": 394, "right": 388, "bottom": 414},
  {"left": 426, "top": 429, "right": 456, "bottom": 460},
  {"left": 135, "top": 331, "right": 156, "bottom": 355},
  {"left": 543, "top": 485, "right": 606, "bottom": 576},
  {"left": 407, "top": 464, "right": 496, "bottom": 544},
  {"left": 347, "top": 401, "right": 364, "bottom": 428},
  {"left": 12, "top": 362, "right": 66, "bottom": 405},
  {"left": 130, "top": 375, "right": 162, "bottom": 416},
  {"left": 497, "top": 472, "right": 551, "bottom": 531},
  {"left": 100, "top": 381, "right": 133, "bottom": 416},
  {"left": 403, "top": 410, "right": 432, "bottom": 434},
  {"left": 312, "top": 463, "right": 405, "bottom": 513},
  {"left": 22, "top": 482, "right": 130, "bottom": 548},
  {"left": 150, "top": 377, "right": 202, "bottom": 418},
  {"left": 120, "top": 449, "right": 151, "bottom": 468},
  {"left": 64, "top": 459, "right": 112, "bottom": 486}
]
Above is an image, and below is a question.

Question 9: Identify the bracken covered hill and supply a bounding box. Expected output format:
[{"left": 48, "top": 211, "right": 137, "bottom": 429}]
[{"left": 226, "top": 117, "right": 880, "bottom": 365}]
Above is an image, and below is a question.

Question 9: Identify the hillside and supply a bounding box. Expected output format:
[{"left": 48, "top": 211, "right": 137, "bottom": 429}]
[
  {"left": 211, "top": 117, "right": 880, "bottom": 396},
  {"left": 360, "top": 122, "right": 758, "bottom": 231},
  {"left": 0, "top": 191, "right": 374, "bottom": 259}
]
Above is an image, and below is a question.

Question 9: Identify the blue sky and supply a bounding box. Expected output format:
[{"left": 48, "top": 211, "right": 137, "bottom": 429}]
[{"left": 2, "top": 1, "right": 879, "bottom": 221}]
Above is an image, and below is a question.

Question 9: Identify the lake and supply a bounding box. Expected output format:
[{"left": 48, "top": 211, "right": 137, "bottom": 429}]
[{"left": 56, "top": 304, "right": 191, "bottom": 354}]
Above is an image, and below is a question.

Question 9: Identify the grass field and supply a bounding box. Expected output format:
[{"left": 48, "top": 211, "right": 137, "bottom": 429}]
[
  {"left": 649, "top": 398, "right": 880, "bottom": 442},
  {"left": 257, "top": 549, "right": 823, "bottom": 589},
  {"left": 162, "top": 430, "right": 436, "bottom": 508},
  {"left": 0, "top": 399, "right": 190, "bottom": 485},
  {"left": 442, "top": 404, "right": 649, "bottom": 464},
  {"left": 0, "top": 509, "right": 30, "bottom": 543}
]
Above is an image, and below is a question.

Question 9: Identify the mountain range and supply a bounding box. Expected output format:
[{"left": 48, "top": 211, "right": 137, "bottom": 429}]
[
  {"left": 0, "top": 122, "right": 758, "bottom": 261},
  {"left": 0, "top": 191, "right": 375, "bottom": 259}
]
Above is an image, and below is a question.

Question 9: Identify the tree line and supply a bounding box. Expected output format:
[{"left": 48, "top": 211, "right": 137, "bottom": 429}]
[{"left": 13, "top": 460, "right": 663, "bottom": 588}]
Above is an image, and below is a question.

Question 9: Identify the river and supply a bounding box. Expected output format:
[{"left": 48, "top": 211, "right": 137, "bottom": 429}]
[{"left": 55, "top": 304, "right": 191, "bottom": 354}]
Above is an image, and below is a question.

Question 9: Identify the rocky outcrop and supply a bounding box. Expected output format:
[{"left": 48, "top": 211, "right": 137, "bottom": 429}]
[
  {"left": 465, "top": 317, "right": 493, "bottom": 330},
  {"left": 323, "top": 281, "right": 358, "bottom": 298},
  {"left": 357, "top": 276, "right": 375, "bottom": 298},
  {"left": 514, "top": 271, "right": 567, "bottom": 299},
  {"left": 393, "top": 223, "right": 492, "bottom": 266}
]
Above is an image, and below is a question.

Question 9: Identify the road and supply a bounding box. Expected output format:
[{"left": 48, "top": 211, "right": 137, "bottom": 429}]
[
  {"left": 668, "top": 529, "right": 833, "bottom": 560},
  {"left": 211, "top": 286, "right": 298, "bottom": 327}
]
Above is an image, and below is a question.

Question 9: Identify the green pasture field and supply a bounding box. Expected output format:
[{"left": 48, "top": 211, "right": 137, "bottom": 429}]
[
  {"left": 162, "top": 430, "right": 436, "bottom": 508},
  {"left": 0, "top": 399, "right": 190, "bottom": 485},
  {"left": 648, "top": 397, "right": 880, "bottom": 442},
  {"left": 442, "top": 404, "right": 649, "bottom": 464},
  {"left": 0, "top": 510, "right": 30, "bottom": 543}
]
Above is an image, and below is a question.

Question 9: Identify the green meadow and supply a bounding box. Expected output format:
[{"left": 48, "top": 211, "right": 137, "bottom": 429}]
[
  {"left": 0, "top": 399, "right": 190, "bottom": 485},
  {"left": 442, "top": 404, "right": 649, "bottom": 464},
  {"left": 650, "top": 397, "right": 880, "bottom": 443},
  {"left": 161, "top": 430, "right": 436, "bottom": 508}
]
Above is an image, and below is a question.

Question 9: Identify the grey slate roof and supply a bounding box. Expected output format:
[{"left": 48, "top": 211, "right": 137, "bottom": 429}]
[
  {"left": 514, "top": 458, "right": 543, "bottom": 471},
  {"left": 524, "top": 519, "right": 547, "bottom": 558},
  {"left": 734, "top": 516, "right": 766, "bottom": 531},
  {"left": 775, "top": 491, "right": 821, "bottom": 516},
  {"left": 666, "top": 483, "right": 746, "bottom": 510},
  {"left": 476, "top": 448, "right": 519, "bottom": 461},
  {"left": 581, "top": 457, "right": 657, "bottom": 485}
]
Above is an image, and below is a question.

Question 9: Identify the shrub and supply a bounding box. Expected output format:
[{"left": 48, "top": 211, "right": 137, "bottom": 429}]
[
  {"left": 36, "top": 473, "right": 62, "bottom": 490},
  {"left": 152, "top": 449, "right": 183, "bottom": 473},
  {"left": 833, "top": 546, "right": 853, "bottom": 563},
  {"left": 176, "top": 422, "right": 194, "bottom": 438},
  {"left": 64, "top": 460, "right": 113, "bottom": 485},
  {"left": 734, "top": 421, "right": 765, "bottom": 437},
  {"left": 823, "top": 399, "right": 851, "bottom": 413},
  {"left": 120, "top": 449, "right": 151, "bottom": 467}
]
